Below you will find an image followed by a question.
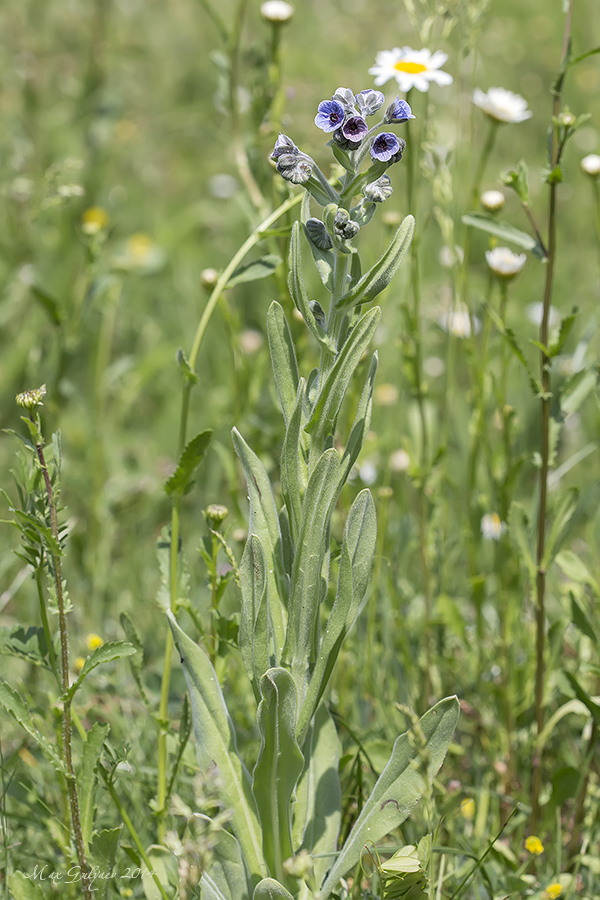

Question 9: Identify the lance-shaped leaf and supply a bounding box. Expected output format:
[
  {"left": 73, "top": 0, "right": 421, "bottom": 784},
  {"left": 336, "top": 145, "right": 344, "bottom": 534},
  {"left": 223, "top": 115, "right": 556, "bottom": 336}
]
[
  {"left": 79, "top": 722, "right": 110, "bottom": 851},
  {"left": 0, "top": 681, "right": 65, "bottom": 774},
  {"left": 297, "top": 490, "right": 376, "bottom": 744},
  {"left": 320, "top": 696, "right": 460, "bottom": 899},
  {"left": 226, "top": 254, "right": 282, "bottom": 288},
  {"left": 239, "top": 535, "right": 270, "bottom": 690},
  {"left": 233, "top": 428, "right": 288, "bottom": 659},
  {"left": 197, "top": 816, "right": 251, "bottom": 900},
  {"left": 281, "top": 380, "right": 308, "bottom": 541},
  {"left": 462, "top": 212, "right": 544, "bottom": 257},
  {"left": 253, "top": 668, "right": 304, "bottom": 880},
  {"left": 253, "top": 879, "right": 294, "bottom": 900},
  {"left": 305, "top": 308, "right": 381, "bottom": 444},
  {"left": 267, "top": 301, "right": 299, "bottom": 426},
  {"left": 292, "top": 703, "right": 341, "bottom": 886},
  {"left": 164, "top": 430, "right": 213, "bottom": 497},
  {"left": 335, "top": 215, "right": 414, "bottom": 309},
  {"left": 284, "top": 449, "right": 341, "bottom": 691},
  {"left": 167, "top": 612, "right": 266, "bottom": 883},
  {"left": 288, "top": 221, "right": 335, "bottom": 352},
  {"left": 340, "top": 352, "right": 378, "bottom": 487}
]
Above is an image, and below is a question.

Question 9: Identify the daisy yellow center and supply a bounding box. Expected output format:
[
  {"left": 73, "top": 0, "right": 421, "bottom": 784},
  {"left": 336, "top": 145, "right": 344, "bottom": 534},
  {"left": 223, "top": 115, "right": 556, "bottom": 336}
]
[
  {"left": 394, "top": 61, "right": 428, "bottom": 74},
  {"left": 490, "top": 513, "right": 501, "bottom": 528}
]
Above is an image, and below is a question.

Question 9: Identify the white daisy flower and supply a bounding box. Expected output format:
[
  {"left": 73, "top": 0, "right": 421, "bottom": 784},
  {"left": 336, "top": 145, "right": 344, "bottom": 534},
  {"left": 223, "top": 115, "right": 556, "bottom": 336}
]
[
  {"left": 581, "top": 153, "right": 600, "bottom": 177},
  {"left": 485, "top": 246, "right": 526, "bottom": 279},
  {"left": 260, "top": 1, "right": 294, "bottom": 22},
  {"left": 472, "top": 87, "right": 532, "bottom": 124},
  {"left": 481, "top": 513, "right": 507, "bottom": 541},
  {"left": 369, "top": 47, "right": 453, "bottom": 92}
]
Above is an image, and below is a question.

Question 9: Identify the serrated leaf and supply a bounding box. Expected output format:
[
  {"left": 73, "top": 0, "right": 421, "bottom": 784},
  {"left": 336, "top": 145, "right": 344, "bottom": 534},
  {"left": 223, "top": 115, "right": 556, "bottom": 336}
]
[
  {"left": 568, "top": 591, "right": 597, "bottom": 641},
  {"left": 66, "top": 641, "right": 136, "bottom": 701},
  {"left": 164, "top": 430, "right": 213, "bottom": 497},
  {"left": 462, "top": 212, "right": 544, "bottom": 257},
  {"left": 0, "top": 680, "right": 65, "bottom": 774},
  {"left": 508, "top": 501, "right": 536, "bottom": 582},
  {"left": 267, "top": 301, "right": 299, "bottom": 426},
  {"left": 176, "top": 348, "right": 199, "bottom": 385},
  {"left": 8, "top": 872, "right": 47, "bottom": 900},
  {"left": 319, "top": 697, "right": 460, "bottom": 899},
  {"left": 253, "top": 668, "right": 304, "bottom": 879},
  {"left": 549, "top": 309, "right": 578, "bottom": 357},
  {"left": 0, "top": 625, "right": 50, "bottom": 669},
  {"left": 542, "top": 486, "right": 578, "bottom": 569},
  {"left": 226, "top": 254, "right": 281, "bottom": 288},
  {"left": 564, "top": 673, "right": 600, "bottom": 726},
  {"left": 167, "top": 611, "right": 266, "bottom": 882},
  {"left": 336, "top": 216, "right": 414, "bottom": 309},
  {"left": 120, "top": 612, "right": 152, "bottom": 708},
  {"left": 89, "top": 827, "right": 121, "bottom": 873}
]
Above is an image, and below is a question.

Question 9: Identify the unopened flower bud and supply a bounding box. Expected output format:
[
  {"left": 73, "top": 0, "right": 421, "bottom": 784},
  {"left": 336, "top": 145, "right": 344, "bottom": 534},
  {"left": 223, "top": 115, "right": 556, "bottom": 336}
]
[
  {"left": 204, "top": 504, "right": 229, "bottom": 529},
  {"left": 308, "top": 300, "right": 326, "bottom": 328},
  {"left": 260, "top": 1, "right": 293, "bottom": 22},
  {"left": 363, "top": 174, "right": 393, "bottom": 203},
  {"left": 557, "top": 111, "right": 576, "bottom": 127},
  {"left": 480, "top": 190, "right": 505, "bottom": 212},
  {"left": 16, "top": 384, "right": 47, "bottom": 409},
  {"left": 200, "top": 268, "right": 219, "bottom": 290},
  {"left": 581, "top": 153, "right": 600, "bottom": 177},
  {"left": 333, "top": 208, "right": 360, "bottom": 240},
  {"left": 305, "top": 218, "right": 333, "bottom": 250}
]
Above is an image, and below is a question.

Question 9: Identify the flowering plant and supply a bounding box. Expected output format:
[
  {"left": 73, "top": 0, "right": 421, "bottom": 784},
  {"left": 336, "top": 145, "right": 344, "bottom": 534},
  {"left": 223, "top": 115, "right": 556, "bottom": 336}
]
[{"left": 169, "top": 87, "right": 459, "bottom": 900}]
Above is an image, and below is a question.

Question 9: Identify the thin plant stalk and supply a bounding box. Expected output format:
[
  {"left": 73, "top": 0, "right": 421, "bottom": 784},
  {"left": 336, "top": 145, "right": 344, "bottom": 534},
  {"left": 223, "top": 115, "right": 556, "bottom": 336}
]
[
  {"left": 155, "top": 192, "right": 302, "bottom": 833},
  {"left": 531, "top": 0, "right": 575, "bottom": 829},
  {"left": 32, "top": 426, "right": 93, "bottom": 900}
]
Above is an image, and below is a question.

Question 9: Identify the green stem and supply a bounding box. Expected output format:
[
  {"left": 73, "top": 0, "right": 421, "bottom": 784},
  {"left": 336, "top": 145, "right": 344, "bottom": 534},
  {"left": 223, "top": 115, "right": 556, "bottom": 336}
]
[
  {"left": 98, "top": 767, "right": 172, "bottom": 900},
  {"left": 531, "top": 0, "right": 575, "bottom": 830},
  {"left": 471, "top": 120, "right": 499, "bottom": 209},
  {"left": 34, "top": 434, "right": 93, "bottom": 900},
  {"left": 155, "top": 191, "right": 302, "bottom": 833}
]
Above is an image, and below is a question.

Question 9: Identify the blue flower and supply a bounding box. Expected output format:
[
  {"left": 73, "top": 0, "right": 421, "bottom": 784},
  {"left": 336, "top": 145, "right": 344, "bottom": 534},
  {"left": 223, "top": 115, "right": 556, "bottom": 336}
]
[
  {"left": 342, "top": 115, "right": 368, "bottom": 143},
  {"left": 370, "top": 132, "right": 400, "bottom": 162},
  {"left": 315, "top": 99, "right": 346, "bottom": 133},
  {"left": 355, "top": 89, "right": 385, "bottom": 117},
  {"left": 385, "top": 97, "right": 416, "bottom": 124}
]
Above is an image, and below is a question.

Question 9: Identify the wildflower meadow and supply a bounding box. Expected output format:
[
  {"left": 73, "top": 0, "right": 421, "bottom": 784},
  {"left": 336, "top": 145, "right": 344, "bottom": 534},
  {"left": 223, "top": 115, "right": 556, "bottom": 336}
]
[{"left": 1, "top": 0, "right": 599, "bottom": 898}]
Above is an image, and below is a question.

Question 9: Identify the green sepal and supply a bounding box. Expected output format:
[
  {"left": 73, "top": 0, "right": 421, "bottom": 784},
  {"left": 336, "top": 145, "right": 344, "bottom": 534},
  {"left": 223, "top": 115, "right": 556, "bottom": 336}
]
[{"left": 335, "top": 215, "right": 414, "bottom": 309}]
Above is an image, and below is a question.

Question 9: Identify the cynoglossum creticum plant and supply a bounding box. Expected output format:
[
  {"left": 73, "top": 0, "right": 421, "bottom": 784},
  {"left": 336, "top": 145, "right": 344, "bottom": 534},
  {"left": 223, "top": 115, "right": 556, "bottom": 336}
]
[{"left": 168, "top": 86, "right": 460, "bottom": 899}]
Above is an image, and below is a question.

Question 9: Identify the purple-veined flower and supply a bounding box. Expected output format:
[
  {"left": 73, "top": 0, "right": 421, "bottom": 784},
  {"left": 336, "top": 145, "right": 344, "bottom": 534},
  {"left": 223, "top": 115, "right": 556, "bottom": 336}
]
[
  {"left": 370, "top": 132, "right": 400, "bottom": 162},
  {"left": 385, "top": 97, "right": 415, "bottom": 123},
  {"left": 315, "top": 99, "right": 346, "bottom": 133},
  {"left": 342, "top": 115, "right": 368, "bottom": 143}
]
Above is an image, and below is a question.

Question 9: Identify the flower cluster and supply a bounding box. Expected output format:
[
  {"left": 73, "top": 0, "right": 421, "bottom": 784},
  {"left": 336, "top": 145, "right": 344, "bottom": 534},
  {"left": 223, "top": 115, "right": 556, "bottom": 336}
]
[{"left": 270, "top": 86, "right": 414, "bottom": 196}]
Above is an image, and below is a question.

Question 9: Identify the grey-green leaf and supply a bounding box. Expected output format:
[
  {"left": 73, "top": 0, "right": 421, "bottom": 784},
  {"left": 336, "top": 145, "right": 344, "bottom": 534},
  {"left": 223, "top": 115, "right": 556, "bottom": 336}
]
[
  {"left": 66, "top": 641, "right": 136, "bottom": 701},
  {"left": 336, "top": 215, "right": 414, "bottom": 309},
  {"left": 253, "top": 879, "right": 295, "bottom": 900},
  {"left": 319, "top": 696, "right": 460, "bottom": 899},
  {"left": 253, "top": 668, "right": 304, "bottom": 879},
  {"left": 293, "top": 703, "right": 341, "bottom": 886},
  {"left": 340, "top": 351, "right": 378, "bottom": 486},
  {"left": 79, "top": 722, "right": 110, "bottom": 851},
  {"left": 197, "top": 817, "right": 251, "bottom": 900},
  {"left": 267, "top": 301, "right": 299, "bottom": 426},
  {"left": 297, "top": 489, "right": 376, "bottom": 743},
  {"left": 167, "top": 611, "right": 266, "bottom": 882},
  {"left": 281, "top": 381, "right": 308, "bottom": 541},
  {"left": 462, "top": 212, "right": 543, "bottom": 256},
  {"left": 233, "top": 428, "right": 288, "bottom": 659},
  {"left": 239, "top": 534, "right": 270, "bottom": 689},
  {"left": 227, "top": 254, "right": 282, "bottom": 288},
  {"left": 305, "top": 307, "right": 381, "bottom": 444},
  {"left": 288, "top": 221, "right": 335, "bottom": 352}
]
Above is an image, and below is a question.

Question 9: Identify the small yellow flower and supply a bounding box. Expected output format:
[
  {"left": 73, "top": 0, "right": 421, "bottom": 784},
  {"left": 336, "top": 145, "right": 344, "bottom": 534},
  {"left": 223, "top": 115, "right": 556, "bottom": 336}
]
[
  {"left": 86, "top": 633, "right": 104, "bottom": 651},
  {"left": 74, "top": 656, "right": 86, "bottom": 672},
  {"left": 525, "top": 835, "right": 544, "bottom": 856},
  {"left": 460, "top": 797, "right": 475, "bottom": 820},
  {"left": 82, "top": 206, "right": 109, "bottom": 235},
  {"left": 544, "top": 884, "right": 562, "bottom": 899}
]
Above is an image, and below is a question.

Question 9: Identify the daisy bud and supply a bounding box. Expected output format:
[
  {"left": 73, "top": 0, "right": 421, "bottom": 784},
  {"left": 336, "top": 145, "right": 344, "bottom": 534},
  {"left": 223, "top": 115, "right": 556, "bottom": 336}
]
[
  {"left": 480, "top": 190, "right": 505, "bottom": 212},
  {"left": 581, "top": 153, "right": 600, "bottom": 177},
  {"left": 260, "top": 1, "right": 293, "bottom": 22}
]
